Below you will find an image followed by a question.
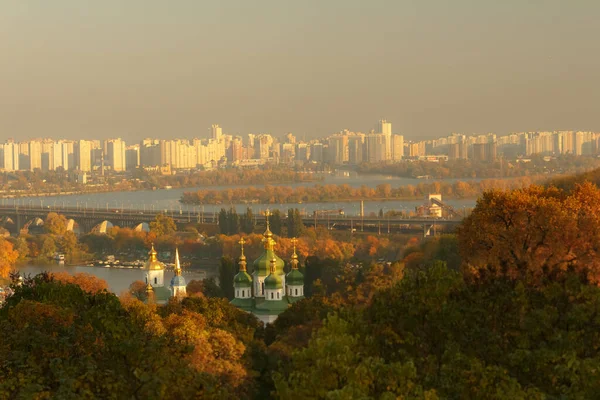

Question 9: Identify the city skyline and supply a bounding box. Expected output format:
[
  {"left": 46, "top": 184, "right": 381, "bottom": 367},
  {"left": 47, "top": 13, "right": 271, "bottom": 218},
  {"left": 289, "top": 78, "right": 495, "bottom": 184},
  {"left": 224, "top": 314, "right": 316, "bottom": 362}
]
[
  {"left": 2, "top": 122, "right": 600, "bottom": 174},
  {"left": 2, "top": 1, "right": 600, "bottom": 143}
]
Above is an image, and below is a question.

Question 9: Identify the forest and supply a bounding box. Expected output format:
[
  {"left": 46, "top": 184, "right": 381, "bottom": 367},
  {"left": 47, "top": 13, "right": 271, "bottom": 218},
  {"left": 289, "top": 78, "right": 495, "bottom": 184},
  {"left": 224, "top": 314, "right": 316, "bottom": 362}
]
[{"left": 4, "top": 170, "right": 600, "bottom": 398}]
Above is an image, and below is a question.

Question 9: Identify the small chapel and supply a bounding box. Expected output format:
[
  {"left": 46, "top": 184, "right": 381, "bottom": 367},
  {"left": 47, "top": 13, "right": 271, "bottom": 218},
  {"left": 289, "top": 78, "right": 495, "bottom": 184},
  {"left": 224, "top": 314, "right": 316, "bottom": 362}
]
[
  {"left": 144, "top": 245, "right": 187, "bottom": 304},
  {"left": 230, "top": 214, "right": 305, "bottom": 324}
]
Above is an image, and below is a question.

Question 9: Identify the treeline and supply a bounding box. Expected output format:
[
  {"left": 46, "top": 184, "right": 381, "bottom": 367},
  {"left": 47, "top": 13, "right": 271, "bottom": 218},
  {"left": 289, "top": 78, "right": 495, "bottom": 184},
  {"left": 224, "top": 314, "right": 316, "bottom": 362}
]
[
  {"left": 550, "top": 165, "right": 600, "bottom": 192},
  {"left": 218, "top": 207, "right": 304, "bottom": 237},
  {"left": 138, "top": 167, "right": 321, "bottom": 189},
  {"left": 357, "top": 154, "right": 600, "bottom": 179},
  {"left": 180, "top": 176, "right": 543, "bottom": 204}
]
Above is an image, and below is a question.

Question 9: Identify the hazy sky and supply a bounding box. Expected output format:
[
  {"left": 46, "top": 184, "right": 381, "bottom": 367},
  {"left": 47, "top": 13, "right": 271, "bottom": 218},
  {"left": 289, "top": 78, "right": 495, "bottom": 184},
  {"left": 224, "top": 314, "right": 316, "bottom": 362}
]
[{"left": 2, "top": 0, "right": 600, "bottom": 142}]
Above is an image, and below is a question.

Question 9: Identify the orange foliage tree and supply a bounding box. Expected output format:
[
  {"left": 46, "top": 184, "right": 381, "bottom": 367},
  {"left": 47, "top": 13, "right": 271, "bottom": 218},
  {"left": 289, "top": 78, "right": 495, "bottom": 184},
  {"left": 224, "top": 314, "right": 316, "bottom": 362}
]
[
  {"left": 0, "top": 238, "right": 19, "bottom": 278},
  {"left": 459, "top": 183, "right": 600, "bottom": 284},
  {"left": 51, "top": 272, "right": 109, "bottom": 294}
]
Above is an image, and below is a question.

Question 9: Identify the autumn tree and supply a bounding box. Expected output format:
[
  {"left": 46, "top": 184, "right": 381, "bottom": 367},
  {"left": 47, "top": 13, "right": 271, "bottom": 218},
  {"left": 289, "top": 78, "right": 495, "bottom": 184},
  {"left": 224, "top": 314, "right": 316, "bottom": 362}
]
[
  {"left": 0, "top": 274, "right": 219, "bottom": 399},
  {"left": 44, "top": 212, "right": 68, "bottom": 236},
  {"left": 458, "top": 183, "right": 600, "bottom": 284},
  {"left": 150, "top": 213, "right": 177, "bottom": 237},
  {"left": 52, "top": 272, "right": 109, "bottom": 294},
  {"left": 0, "top": 238, "right": 18, "bottom": 278},
  {"left": 39, "top": 235, "right": 57, "bottom": 260}
]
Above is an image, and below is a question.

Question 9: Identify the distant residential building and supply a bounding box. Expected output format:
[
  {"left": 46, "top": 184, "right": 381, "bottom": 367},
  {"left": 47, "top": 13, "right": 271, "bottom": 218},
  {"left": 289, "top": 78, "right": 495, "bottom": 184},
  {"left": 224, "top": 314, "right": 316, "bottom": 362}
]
[
  {"left": 0, "top": 142, "right": 19, "bottom": 171},
  {"left": 106, "top": 138, "right": 127, "bottom": 172},
  {"left": 28, "top": 140, "right": 43, "bottom": 171},
  {"left": 76, "top": 140, "right": 93, "bottom": 172},
  {"left": 392, "top": 135, "right": 404, "bottom": 161},
  {"left": 365, "top": 133, "right": 386, "bottom": 162},
  {"left": 211, "top": 124, "right": 223, "bottom": 141},
  {"left": 376, "top": 119, "right": 392, "bottom": 160},
  {"left": 125, "top": 145, "right": 140, "bottom": 170}
]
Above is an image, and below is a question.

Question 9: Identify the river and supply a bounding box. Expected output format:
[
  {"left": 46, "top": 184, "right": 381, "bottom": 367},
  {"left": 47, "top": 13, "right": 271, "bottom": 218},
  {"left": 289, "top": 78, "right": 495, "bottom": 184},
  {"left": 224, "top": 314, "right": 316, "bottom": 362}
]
[
  {"left": 2, "top": 172, "right": 479, "bottom": 216},
  {"left": 15, "top": 264, "right": 209, "bottom": 295}
]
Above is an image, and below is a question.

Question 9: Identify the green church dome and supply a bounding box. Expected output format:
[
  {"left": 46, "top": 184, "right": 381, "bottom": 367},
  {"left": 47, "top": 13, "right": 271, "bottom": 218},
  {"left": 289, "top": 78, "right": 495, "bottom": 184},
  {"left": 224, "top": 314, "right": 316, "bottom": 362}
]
[
  {"left": 234, "top": 271, "right": 253, "bottom": 287},
  {"left": 264, "top": 272, "right": 283, "bottom": 290},
  {"left": 286, "top": 269, "right": 304, "bottom": 286},
  {"left": 253, "top": 249, "right": 285, "bottom": 276}
]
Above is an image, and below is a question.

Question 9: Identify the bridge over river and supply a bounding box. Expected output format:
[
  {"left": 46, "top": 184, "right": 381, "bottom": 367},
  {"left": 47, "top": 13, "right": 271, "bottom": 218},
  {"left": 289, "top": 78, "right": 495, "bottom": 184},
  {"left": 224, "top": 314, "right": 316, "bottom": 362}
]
[{"left": 0, "top": 205, "right": 462, "bottom": 236}]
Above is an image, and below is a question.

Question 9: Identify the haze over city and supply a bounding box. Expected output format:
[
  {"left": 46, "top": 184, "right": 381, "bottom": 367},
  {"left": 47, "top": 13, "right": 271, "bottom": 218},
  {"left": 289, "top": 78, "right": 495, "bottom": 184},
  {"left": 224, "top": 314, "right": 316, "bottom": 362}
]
[{"left": 2, "top": 1, "right": 600, "bottom": 142}]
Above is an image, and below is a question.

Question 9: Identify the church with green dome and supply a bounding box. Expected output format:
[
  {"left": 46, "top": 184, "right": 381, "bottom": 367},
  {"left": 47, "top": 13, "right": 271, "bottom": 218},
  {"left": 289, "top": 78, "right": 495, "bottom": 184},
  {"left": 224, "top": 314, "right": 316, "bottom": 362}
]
[{"left": 231, "top": 216, "right": 305, "bottom": 324}]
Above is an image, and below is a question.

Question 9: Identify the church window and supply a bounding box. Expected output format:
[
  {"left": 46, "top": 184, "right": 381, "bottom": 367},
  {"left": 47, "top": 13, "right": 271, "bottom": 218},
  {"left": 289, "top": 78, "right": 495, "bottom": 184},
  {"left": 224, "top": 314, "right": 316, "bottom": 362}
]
[
  {"left": 295, "top": 288, "right": 298, "bottom": 296},
  {"left": 262, "top": 282, "right": 265, "bottom": 295},
  {"left": 271, "top": 292, "right": 274, "bottom": 299},
  {"left": 242, "top": 290, "right": 245, "bottom": 297},
  {"left": 236, "top": 290, "right": 239, "bottom": 297},
  {"left": 154, "top": 277, "right": 157, "bottom": 284},
  {"left": 277, "top": 292, "right": 280, "bottom": 299}
]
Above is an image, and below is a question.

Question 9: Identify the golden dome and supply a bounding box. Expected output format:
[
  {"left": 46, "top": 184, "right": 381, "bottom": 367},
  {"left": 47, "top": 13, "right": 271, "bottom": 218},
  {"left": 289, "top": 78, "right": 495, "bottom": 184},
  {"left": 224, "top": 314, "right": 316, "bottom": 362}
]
[{"left": 145, "top": 244, "right": 164, "bottom": 271}]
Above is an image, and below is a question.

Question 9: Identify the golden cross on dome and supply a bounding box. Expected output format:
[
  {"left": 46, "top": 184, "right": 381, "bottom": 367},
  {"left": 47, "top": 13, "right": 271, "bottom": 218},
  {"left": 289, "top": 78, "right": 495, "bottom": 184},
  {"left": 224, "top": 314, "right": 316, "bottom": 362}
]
[
  {"left": 290, "top": 237, "right": 298, "bottom": 253},
  {"left": 238, "top": 237, "right": 246, "bottom": 254}
]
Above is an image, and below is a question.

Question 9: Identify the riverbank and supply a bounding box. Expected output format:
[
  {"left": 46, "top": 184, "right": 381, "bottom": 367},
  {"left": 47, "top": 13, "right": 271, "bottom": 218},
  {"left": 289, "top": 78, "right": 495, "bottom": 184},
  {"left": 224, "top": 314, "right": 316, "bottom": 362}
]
[{"left": 14, "top": 264, "right": 213, "bottom": 294}]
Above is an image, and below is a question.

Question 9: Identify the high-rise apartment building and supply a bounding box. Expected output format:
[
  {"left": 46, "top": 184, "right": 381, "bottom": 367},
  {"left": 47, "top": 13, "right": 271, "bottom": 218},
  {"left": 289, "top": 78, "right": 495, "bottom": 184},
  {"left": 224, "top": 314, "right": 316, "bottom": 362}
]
[
  {"left": 211, "top": 124, "right": 223, "bottom": 141},
  {"left": 125, "top": 145, "right": 140, "bottom": 170},
  {"left": 365, "top": 133, "right": 386, "bottom": 162},
  {"left": 140, "top": 139, "right": 161, "bottom": 167},
  {"left": 328, "top": 133, "right": 350, "bottom": 164},
  {"left": 228, "top": 137, "right": 244, "bottom": 163},
  {"left": 348, "top": 135, "right": 365, "bottom": 165},
  {"left": 1, "top": 142, "right": 19, "bottom": 171},
  {"left": 28, "top": 140, "right": 43, "bottom": 171},
  {"left": 392, "top": 135, "right": 404, "bottom": 161},
  {"left": 377, "top": 119, "right": 392, "bottom": 160},
  {"left": 76, "top": 140, "right": 93, "bottom": 172},
  {"left": 106, "top": 138, "right": 127, "bottom": 172}
]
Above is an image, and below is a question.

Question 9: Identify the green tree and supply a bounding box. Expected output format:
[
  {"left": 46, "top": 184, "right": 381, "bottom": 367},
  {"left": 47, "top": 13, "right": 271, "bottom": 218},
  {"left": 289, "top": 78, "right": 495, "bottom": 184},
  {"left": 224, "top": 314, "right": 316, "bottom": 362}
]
[
  {"left": 274, "top": 315, "right": 433, "bottom": 399},
  {"left": 150, "top": 213, "right": 177, "bottom": 237},
  {"left": 219, "top": 256, "right": 236, "bottom": 300},
  {"left": 239, "top": 207, "right": 255, "bottom": 234},
  {"left": 39, "top": 235, "right": 56, "bottom": 260},
  {"left": 14, "top": 236, "right": 29, "bottom": 261},
  {"left": 218, "top": 208, "right": 228, "bottom": 234},
  {"left": 270, "top": 209, "right": 283, "bottom": 235},
  {"left": 286, "top": 208, "right": 305, "bottom": 238},
  {"left": 227, "top": 208, "right": 239, "bottom": 235}
]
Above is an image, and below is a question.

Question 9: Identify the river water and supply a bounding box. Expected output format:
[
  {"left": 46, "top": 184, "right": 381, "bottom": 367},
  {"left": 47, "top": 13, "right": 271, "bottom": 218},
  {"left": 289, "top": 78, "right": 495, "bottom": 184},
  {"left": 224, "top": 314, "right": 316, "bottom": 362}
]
[
  {"left": 2, "top": 172, "right": 479, "bottom": 216},
  {"left": 15, "top": 264, "right": 208, "bottom": 295}
]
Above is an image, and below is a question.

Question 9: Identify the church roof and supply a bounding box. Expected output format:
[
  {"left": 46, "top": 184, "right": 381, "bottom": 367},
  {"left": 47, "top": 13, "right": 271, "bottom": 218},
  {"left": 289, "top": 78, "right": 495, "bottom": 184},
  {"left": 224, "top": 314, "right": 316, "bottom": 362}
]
[
  {"left": 254, "top": 297, "right": 290, "bottom": 314},
  {"left": 286, "top": 269, "right": 304, "bottom": 286},
  {"left": 253, "top": 249, "right": 285, "bottom": 276},
  {"left": 230, "top": 297, "right": 254, "bottom": 312},
  {"left": 170, "top": 275, "right": 186, "bottom": 287},
  {"left": 264, "top": 272, "right": 283, "bottom": 290},
  {"left": 145, "top": 245, "right": 164, "bottom": 271},
  {"left": 144, "top": 285, "right": 171, "bottom": 304},
  {"left": 234, "top": 271, "right": 253, "bottom": 287}
]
